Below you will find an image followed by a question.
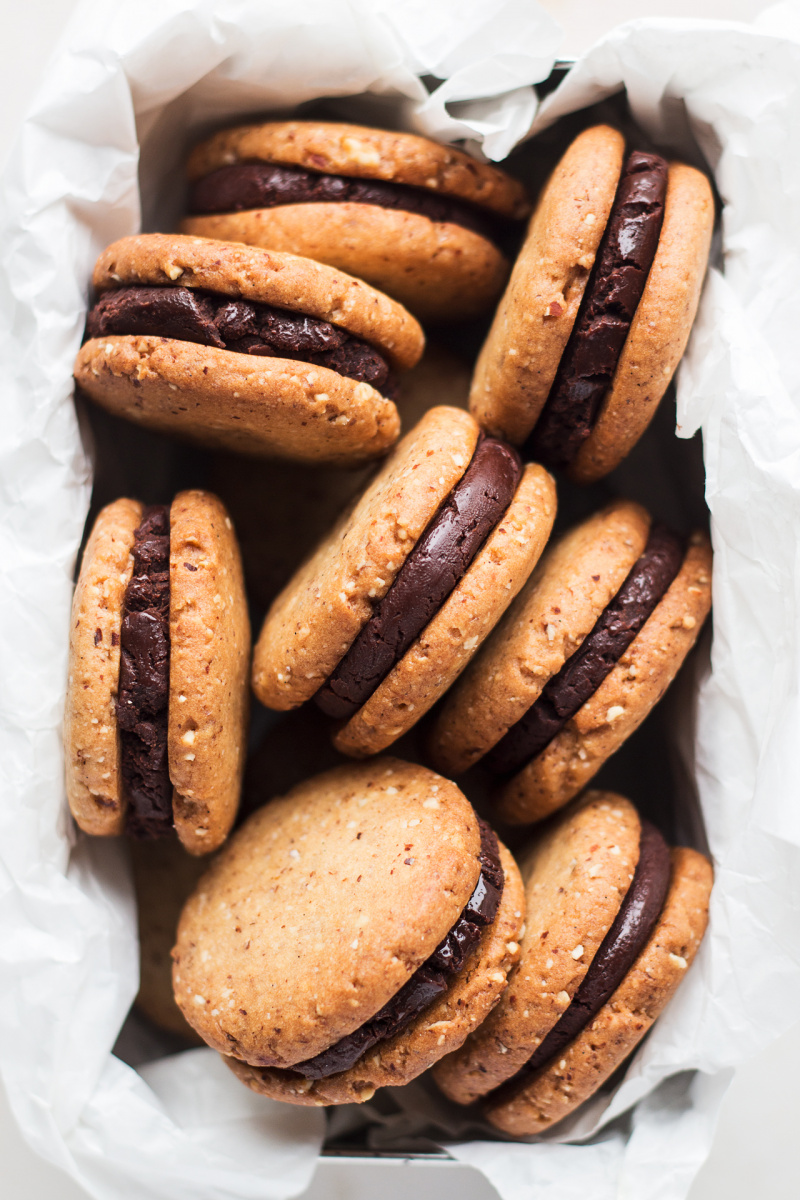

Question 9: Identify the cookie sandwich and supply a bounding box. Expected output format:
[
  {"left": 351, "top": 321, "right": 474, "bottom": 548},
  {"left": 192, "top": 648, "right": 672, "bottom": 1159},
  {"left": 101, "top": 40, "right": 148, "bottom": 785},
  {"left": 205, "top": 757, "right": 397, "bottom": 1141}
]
[
  {"left": 470, "top": 125, "right": 714, "bottom": 482},
  {"left": 172, "top": 759, "right": 525, "bottom": 1105},
  {"left": 181, "top": 120, "right": 529, "bottom": 322},
  {"left": 64, "top": 490, "right": 250, "bottom": 854},
  {"left": 252, "top": 406, "right": 557, "bottom": 757},
  {"left": 433, "top": 790, "right": 712, "bottom": 1135},
  {"left": 429, "top": 500, "right": 712, "bottom": 824},
  {"left": 75, "top": 234, "right": 424, "bottom": 464}
]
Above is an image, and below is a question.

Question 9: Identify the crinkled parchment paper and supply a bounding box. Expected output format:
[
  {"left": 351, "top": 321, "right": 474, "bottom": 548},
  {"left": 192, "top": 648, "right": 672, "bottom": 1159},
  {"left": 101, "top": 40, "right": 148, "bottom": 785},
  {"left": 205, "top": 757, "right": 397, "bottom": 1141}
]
[{"left": 2, "top": 2, "right": 800, "bottom": 1198}]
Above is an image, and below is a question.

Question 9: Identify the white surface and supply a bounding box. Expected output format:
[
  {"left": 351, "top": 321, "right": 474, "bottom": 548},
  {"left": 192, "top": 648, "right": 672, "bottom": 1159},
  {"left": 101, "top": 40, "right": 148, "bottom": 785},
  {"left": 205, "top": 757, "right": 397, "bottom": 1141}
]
[{"left": 1, "top": 1, "right": 798, "bottom": 1198}]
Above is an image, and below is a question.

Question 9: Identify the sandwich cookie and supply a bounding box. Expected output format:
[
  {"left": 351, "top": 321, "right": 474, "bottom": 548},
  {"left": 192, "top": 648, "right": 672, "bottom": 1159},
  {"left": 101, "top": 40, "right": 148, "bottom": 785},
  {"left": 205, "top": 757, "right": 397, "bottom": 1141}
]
[
  {"left": 470, "top": 125, "right": 714, "bottom": 482},
  {"left": 172, "top": 759, "right": 525, "bottom": 1105},
  {"left": 433, "top": 790, "right": 712, "bottom": 1135},
  {"left": 75, "top": 234, "right": 423, "bottom": 464},
  {"left": 251, "top": 406, "right": 556, "bottom": 756},
  {"left": 429, "top": 500, "right": 712, "bottom": 824},
  {"left": 181, "top": 121, "right": 529, "bottom": 323},
  {"left": 64, "top": 490, "right": 250, "bottom": 854}
]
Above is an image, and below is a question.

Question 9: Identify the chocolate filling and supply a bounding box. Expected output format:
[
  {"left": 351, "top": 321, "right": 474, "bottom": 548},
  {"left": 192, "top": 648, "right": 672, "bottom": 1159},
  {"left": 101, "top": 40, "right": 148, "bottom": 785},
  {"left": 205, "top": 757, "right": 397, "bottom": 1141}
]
[
  {"left": 314, "top": 437, "right": 522, "bottom": 722},
  {"left": 292, "top": 819, "right": 504, "bottom": 1079},
  {"left": 525, "top": 150, "right": 668, "bottom": 470},
  {"left": 117, "top": 505, "right": 173, "bottom": 839},
  {"left": 188, "top": 161, "right": 505, "bottom": 244},
  {"left": 487, "top": 819, "right": 671, "bottom": 1106},
  {"left": 487, "top": 523, "right": 684, "bottom": 777},
  {"left": 86, "top": 286, "right": 396, "bottom": 398}
]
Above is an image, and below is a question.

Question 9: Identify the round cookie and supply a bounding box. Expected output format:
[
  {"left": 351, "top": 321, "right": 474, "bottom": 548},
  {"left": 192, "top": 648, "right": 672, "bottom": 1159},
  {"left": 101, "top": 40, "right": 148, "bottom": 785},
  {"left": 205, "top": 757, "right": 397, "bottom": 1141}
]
[
  {"left": 64, "top": 490, "right": 250, "bottom": 853},
  {"left": 433, "top": 790, "right": 713, "bottom": 1135},
  {"left": 168, "top": 490, "right": 251, "bottom": 853},
  {"left": 208, "top": 344, "right": 471, "bottom": 613},
  {"left": 172, "top": 759, "right": 525, "bottom": 1104},
  {"left": 428, "top": 501, "right": 712, "bottom": 824},
  {"left": 251, "top": 406, "right": 556, "bottom": 755},
  {"left": 469, "top": 126, "right": 714, "bottom": 481},
  {"left": 75, "top": 234, "right": 424, "bottom": 465},
  {"left": 182, "top": 121, "right": 529, "bottom": 322}
]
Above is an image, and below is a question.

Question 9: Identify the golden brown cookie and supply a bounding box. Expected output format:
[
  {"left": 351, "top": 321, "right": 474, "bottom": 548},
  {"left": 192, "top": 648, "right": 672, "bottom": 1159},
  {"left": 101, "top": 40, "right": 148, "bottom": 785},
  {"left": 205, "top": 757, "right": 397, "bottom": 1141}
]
[
  {"left": 471, "top": 126, "right": 624, "bottom": 445},
  {"left": 470, "top": 126, "right": 714, "bottom": 480},
  {"left": 168, "top": 490, "right": 251, "bottom": 854},
  {"left": 251, "top": 406, "right": 556, "bottom": 754},
  {"left": 485, "top": 846, "right": 711, "bottom": 1135},
  {"left": 75, "top": 234, "right": 424, "bottom": 464},
  {"left": 172, "top": 759, "right": 525, "bottom": 1104},
  {"left": 433, "top": 791, "right": 712, "bottom": 1135},
  {"left": 64, "top": 490, "right": 250, "bottom": 853},
  {"left": 181, "top": 121, "right": 529, "bottom": 322},
  {"left": 428, "top": 502, "right": 712, "bottom": 824}
]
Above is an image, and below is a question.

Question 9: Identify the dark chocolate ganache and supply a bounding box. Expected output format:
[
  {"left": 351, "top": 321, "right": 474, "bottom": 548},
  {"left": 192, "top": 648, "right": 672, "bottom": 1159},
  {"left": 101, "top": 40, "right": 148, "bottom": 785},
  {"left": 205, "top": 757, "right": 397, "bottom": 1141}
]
[
  {"left": 487, "top": 819, "right": 670, "bottom": 1107},
  {"left": 117, "top": 505, "right": 173, "bottom": 839},
  {"left": 292, "top": 819, "right": 504, "bottom": 1079},
  {"left": 314, "top": 436, "right": 522, "bottom": 722},
  {"left": 86, "top": 286, "right": 395, "bottom": 399},
  {"left": 526, "top": 150, "right": 668, "bottom": 470},
  {"left": 188, "top": 161, "right": 505, "bottom": 244},
  {"left": 487, "top": 523, "right": 684, "bottom": 777}
]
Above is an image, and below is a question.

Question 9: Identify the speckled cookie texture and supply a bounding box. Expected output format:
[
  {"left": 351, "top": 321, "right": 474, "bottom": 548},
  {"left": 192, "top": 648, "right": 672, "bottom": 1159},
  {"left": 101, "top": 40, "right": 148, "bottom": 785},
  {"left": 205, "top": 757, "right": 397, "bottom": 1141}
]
[
  {"left": 334, "top": 462, "right": 556, "bottom": 757},
  {"left": 173, "top": 761, "right": 479, "bottom": 1062},
  {"left": 185, "top": 122, "right": 530, "bottom": 218},
  {"left": 252, "top": 406, "right": 480, "bottom": 711},
  {"left": 433, "top": 791, "right": 641, "bottom": 1105},
  {"left": 496, "top": 531, "right": 713, "bottom": 825},
  {"left": 65, "top": 491, "right": 250, "bottom": 853},
  {"left": 173, "top": 758, "right": 524, "bottom": 1102},
  {"left": 90, "top": 235, "right": 424, "bottom": 368},
  {"left": 75, "top": 234, "right": 423, "bottom": 465},
  {"left": 75, "top": 336, "right": 401, "bottom": 464},
  {"left": 131, "top": 838, "right": 207, "bottom": 1041},
  {"left": 227, "top": 838, "right": 524, "bottom": 1106},
  {"left": 485, "top": 846, "right": 712, "bottom": 1136},
  {"left": 569, "top": 163, "right": 714, "bottom": 484},
  {"left": 470, "top": 126, "right": 625, "bottom": 445},
  {"left": 429, "top": 500, "right": 649, "bottom": 777},
  {"left": 64, "top": 497, "right": 142, "bottom": 837},
  {"left": 468, "top": 126, "right": 714, "bottom": 481},
  {"left": 168, "top": 490, "right": 250, "bottom": 855},
  {"left": 182, "top": 205, "right": 510, "bottom": 324}
]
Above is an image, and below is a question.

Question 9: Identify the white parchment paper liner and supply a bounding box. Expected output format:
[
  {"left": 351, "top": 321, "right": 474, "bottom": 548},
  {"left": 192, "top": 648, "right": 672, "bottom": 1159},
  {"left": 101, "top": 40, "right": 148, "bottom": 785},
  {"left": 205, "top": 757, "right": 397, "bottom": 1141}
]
[{"left": 2, "top": 1, "right": 800, "bottom": 1197}]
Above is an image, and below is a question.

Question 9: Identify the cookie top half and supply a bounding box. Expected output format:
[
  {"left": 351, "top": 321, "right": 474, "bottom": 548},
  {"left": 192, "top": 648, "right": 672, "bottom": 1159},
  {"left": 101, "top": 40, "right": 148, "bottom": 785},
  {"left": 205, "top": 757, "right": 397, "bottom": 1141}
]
[
  {"left": 91, "top": 233, "right": 424, "bottom": 371},
  {"left": 470, "top": 125, "right": 714, "bottom": 480},
  {"left": 64, "top": 490, "right": 249, "bottom": 854},
  {"left": 251, "top": 405, "right": 556, "bottom": 758},
  {"left": 173, "top": 759, "right": 482, "bottom": 1067},
  {"left": 186, "top": 121, "right": 529, "bottom": 219}
]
